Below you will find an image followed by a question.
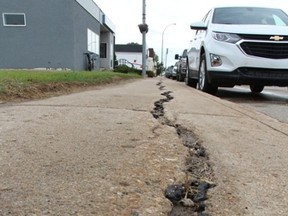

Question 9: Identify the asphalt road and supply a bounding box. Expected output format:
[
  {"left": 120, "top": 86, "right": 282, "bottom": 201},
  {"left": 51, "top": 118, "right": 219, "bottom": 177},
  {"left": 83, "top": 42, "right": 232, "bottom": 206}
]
[{"left": 217, "top": 86, "right": 288, "bottom": 123}]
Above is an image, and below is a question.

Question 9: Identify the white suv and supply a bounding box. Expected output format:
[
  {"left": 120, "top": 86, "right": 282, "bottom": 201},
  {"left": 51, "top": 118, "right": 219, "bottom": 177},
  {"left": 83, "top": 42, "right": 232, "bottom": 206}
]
[{"left": 186, "top": 6, "right": 288, "bottom": 94}]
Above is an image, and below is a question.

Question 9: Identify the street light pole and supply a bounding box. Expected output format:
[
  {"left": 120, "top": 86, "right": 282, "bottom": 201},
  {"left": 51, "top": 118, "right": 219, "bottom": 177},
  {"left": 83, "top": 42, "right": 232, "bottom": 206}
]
[
  {"left": 165, "top": 48, "right": 168, "bottom": 69},
  {"left": 161, "top": 23, "right": 176, "bottom": 69},
  {"left": 136, "top": 0, "right": 149, "bottom": 77}
]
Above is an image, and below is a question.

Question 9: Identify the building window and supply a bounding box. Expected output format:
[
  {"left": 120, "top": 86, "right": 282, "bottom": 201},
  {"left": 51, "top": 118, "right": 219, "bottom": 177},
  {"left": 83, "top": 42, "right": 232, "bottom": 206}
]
[
  {"left": 3, "top": 13, "right": 26, "bottom": 26},
  {"left": 87, "top": 28, "right": 99, "bottom": 54},
  {"left": 100, "top": 43, "right": 107, "bottom": 58}
]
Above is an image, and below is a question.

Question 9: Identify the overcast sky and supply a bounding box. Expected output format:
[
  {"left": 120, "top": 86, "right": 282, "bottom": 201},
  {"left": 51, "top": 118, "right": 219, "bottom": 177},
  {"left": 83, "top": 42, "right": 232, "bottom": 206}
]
[{"left": 94, "top": 0, "right": 288, "bottom": 67}]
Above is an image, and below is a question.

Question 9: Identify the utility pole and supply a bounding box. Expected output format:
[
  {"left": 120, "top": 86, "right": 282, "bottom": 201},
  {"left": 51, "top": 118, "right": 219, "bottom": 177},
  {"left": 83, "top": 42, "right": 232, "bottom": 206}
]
[{"left": 138, "top": 0, "right": 148, "bottom": 77}]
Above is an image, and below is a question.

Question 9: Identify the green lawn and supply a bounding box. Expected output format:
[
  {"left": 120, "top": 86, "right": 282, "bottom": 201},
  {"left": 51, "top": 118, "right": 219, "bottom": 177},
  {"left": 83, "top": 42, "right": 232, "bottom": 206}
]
[{"left": 0, "top": 70, "right": 142, "bottom": 101}]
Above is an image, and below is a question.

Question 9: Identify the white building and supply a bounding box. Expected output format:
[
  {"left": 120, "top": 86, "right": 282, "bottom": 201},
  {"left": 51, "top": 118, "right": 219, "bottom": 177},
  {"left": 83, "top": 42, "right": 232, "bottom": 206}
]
[{"left": 115, "top": 44, "right": 156, "bottom": 73}]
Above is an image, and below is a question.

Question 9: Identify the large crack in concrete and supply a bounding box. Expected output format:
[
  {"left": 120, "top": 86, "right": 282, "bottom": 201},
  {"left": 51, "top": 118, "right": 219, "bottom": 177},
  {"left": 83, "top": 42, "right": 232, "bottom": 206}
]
[{"left": 152, "top": 81, "right": 216, "bottom": 216}]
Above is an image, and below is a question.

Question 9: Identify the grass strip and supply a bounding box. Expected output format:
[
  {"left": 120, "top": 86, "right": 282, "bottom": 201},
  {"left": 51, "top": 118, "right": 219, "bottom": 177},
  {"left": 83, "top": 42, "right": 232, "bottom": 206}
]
[{"left": 0, "top": 70, "right": 141, "bottom": 101}]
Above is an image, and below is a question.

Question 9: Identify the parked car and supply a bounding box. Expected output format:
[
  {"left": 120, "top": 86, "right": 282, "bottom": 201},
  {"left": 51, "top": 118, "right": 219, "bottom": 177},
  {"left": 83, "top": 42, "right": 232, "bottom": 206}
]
[
  {"left": 172, "top": 65, "right": 177, "bottom": 80},
  {"left": 186, "top": 6, "right": 288, "bottom": 94},
  {"left": 165, "top": 65, "right": 174, "bottom": 78},
  {"left": 174, "top": 49, "right": 188, "bottom": 82}
]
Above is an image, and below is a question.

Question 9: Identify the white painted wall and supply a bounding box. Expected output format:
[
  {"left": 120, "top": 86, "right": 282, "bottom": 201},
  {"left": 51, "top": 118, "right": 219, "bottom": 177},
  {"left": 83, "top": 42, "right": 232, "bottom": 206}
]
[{"left": 116, "top": 52, "right": 142, "bottom": 70}]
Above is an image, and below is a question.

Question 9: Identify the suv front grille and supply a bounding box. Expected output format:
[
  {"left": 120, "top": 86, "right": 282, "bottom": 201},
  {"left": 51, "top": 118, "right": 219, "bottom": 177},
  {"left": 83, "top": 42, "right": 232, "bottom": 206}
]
[
  {"left": 239, "top": 34, "right": 288, "bottom": 41},
  {"left": 240, "top": 42, "right": 288, "bottom": 59},
  {"left": 238, "top": 67, "right": 288, "bottom": 79}
]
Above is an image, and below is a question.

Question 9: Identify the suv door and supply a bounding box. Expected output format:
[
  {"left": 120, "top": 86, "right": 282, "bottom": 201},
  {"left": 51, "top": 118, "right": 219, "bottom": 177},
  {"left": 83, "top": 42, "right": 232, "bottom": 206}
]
[{"left": 188, "top": 10, "right": 212, "bottom": 78}]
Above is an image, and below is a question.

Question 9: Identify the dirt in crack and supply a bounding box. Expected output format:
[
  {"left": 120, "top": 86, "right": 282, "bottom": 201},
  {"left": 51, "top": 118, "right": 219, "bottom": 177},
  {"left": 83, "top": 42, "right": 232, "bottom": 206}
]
[
  {"left": 168, "top": 125, "right": 215, "bottom": 216},
  {"left": 151, "top": 91, "right": 173, "bottom": 120},
  {"left": 151, "top": 82, "right": 216, "bottom": 216}
]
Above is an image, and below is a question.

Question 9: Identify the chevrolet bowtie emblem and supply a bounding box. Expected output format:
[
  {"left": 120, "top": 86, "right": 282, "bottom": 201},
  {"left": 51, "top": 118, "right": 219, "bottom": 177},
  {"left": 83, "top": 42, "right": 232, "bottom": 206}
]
[{"left": 270, "top": 35, "right": 284, "bottom": 41}]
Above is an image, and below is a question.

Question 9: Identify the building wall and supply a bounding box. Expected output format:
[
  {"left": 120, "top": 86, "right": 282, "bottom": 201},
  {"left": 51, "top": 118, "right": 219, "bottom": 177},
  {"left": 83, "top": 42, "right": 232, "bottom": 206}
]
[
  {"left": 74, "top": 0, "right": 115, "bottom": 70},
  {"left": 100, "top": 31, "right": 114, "bottom": 69},
  {"left": 72, "top": 0, "right": 101, "bottom": 70},
  {"left": 100, "top": 12, "right": 115, "bottom": 70},
  {"left": 147, "top": 57, "right": 156, "bottom": 72},
  {"left": 116, "top": 52, "right": 142, "bottom": 70},
  {"left": 75, "top": 0, "right": 101, "bottom": 22},
  {"left": 116, "top": 50, "right": 156, "bottom": 72},
  {"left": 0, "top": 0, "right": 112, "bottom": 71},
  {"left": 0, "top": 0, "right": 75, "bottom": 69}
]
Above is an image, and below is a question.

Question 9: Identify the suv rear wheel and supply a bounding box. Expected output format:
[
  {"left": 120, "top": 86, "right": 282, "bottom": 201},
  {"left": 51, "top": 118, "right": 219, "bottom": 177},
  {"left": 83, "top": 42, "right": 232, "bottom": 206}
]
[{"left": 198, "top": 54, "right": 218, "bottom": 95}]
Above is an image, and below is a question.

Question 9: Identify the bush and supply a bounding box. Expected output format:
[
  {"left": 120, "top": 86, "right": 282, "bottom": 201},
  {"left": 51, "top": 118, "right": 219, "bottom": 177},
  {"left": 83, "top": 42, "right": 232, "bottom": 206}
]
[
  {"left": 114, "top": 65, "right": 131, "bottom": 73},
  {"left": 114, "top": 65, "right": 142, "bottom": 75},
  {"left": 146, "top": 70, "right": 155, "bottom": 77}
]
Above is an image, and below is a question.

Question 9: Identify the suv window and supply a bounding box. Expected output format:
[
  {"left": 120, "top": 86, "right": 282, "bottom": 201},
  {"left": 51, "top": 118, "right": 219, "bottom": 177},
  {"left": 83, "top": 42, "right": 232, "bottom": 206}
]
[
  {"left": 212, "top": 7, "right": 288, "bottom": 26},
  {"left": 182, "top": 49, "right": 187, "bottom": 57},
  {"left": 202, "top": 10, "right": 212, "bottom": 25}
]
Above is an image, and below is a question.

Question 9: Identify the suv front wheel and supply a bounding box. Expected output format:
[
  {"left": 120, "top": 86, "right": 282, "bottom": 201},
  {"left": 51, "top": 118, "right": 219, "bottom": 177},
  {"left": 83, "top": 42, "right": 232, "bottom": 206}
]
[
  {"left": 198, "top": 54, "right": 218, "bottom": 95},
  {"left": 185, "top": 61, "right": 197, "bottom": 88},
  {"left": 250, "top": 85, "right": 264, "bottom": 93}
]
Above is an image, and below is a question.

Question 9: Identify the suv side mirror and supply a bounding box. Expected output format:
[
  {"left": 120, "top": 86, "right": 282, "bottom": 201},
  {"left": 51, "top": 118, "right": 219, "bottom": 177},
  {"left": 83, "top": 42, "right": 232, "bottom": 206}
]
[{"left": 175, "top": 54, "right": 179, "bottom": 60}]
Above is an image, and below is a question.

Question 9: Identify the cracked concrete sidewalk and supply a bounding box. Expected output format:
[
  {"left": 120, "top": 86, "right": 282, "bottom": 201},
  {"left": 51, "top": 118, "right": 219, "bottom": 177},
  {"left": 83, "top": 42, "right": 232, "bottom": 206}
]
[
  {"left": 0, "top": 77, "right": 287, "bottom": 215},
  {"left": 0, "top": 78, "right": 187, "bottom": 216},
  {"left": 162, "top": 77, "right": 288, "bottom": 215}
]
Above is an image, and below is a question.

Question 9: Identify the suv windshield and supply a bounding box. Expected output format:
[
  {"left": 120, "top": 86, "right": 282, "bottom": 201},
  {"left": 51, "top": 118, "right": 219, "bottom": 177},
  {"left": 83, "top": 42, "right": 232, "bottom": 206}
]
[{"left": 212, "top": 7, "right": 288, "bottom": 26}]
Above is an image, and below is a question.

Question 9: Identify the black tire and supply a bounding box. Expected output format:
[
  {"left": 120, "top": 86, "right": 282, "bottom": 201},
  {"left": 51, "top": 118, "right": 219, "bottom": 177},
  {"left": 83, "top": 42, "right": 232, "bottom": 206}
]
[
  {"left": 176, "top": 73, "right": 180, "bottom": 81},
  {"left": 198, "top": 54, "right": 218, "bottom": 95},
  {"left": 179, "top": 70, "right": 185, "bottom": 82},
  {"left": 88, "top": 61, "right": 92, "bottom": 71},
  {"left": 250, "top": 85, "right": 264, "bottom": 93},
  {"left": 185, "top": 61, "right": 197, "bottom": 88}
]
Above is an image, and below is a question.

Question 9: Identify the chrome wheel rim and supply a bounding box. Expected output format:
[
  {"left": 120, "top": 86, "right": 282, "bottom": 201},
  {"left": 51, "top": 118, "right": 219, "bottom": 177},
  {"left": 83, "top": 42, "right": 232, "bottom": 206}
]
[{"left": 199, "top": 62, "right": 205, "bottom": 90}]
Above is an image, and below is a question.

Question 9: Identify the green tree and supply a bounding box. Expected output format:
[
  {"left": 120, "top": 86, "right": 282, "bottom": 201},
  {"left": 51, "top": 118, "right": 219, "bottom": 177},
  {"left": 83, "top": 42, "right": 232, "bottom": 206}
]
[{"left": 154, "top": 54, "right": 163, "bottom": 76}]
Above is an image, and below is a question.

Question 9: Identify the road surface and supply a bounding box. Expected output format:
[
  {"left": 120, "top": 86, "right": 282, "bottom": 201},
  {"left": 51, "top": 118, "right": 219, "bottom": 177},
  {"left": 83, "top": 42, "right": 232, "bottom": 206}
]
[{"left": 217, "top": 86, "right": 288, "bottom": 123}]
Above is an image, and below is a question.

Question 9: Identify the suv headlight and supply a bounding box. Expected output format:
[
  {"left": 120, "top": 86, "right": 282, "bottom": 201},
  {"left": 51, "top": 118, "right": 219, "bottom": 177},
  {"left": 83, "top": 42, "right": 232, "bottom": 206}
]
[{"left": 212, "top": 32, "right": 241, "bottom": 43}]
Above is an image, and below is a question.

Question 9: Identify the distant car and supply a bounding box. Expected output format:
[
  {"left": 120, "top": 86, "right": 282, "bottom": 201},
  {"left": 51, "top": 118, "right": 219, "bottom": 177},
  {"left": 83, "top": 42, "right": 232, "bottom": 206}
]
[
  {"left": 172, "top": 65, "right": 177, "bottom": 80},
  {"left": 186, "top": 6, "right": 288, "bottom": 94},
  {"left": 165, "top": 66, "right": 174, "bottom": 78},
  {"left": 174, "top": 49, "right": 188, "bottom": 82}
]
